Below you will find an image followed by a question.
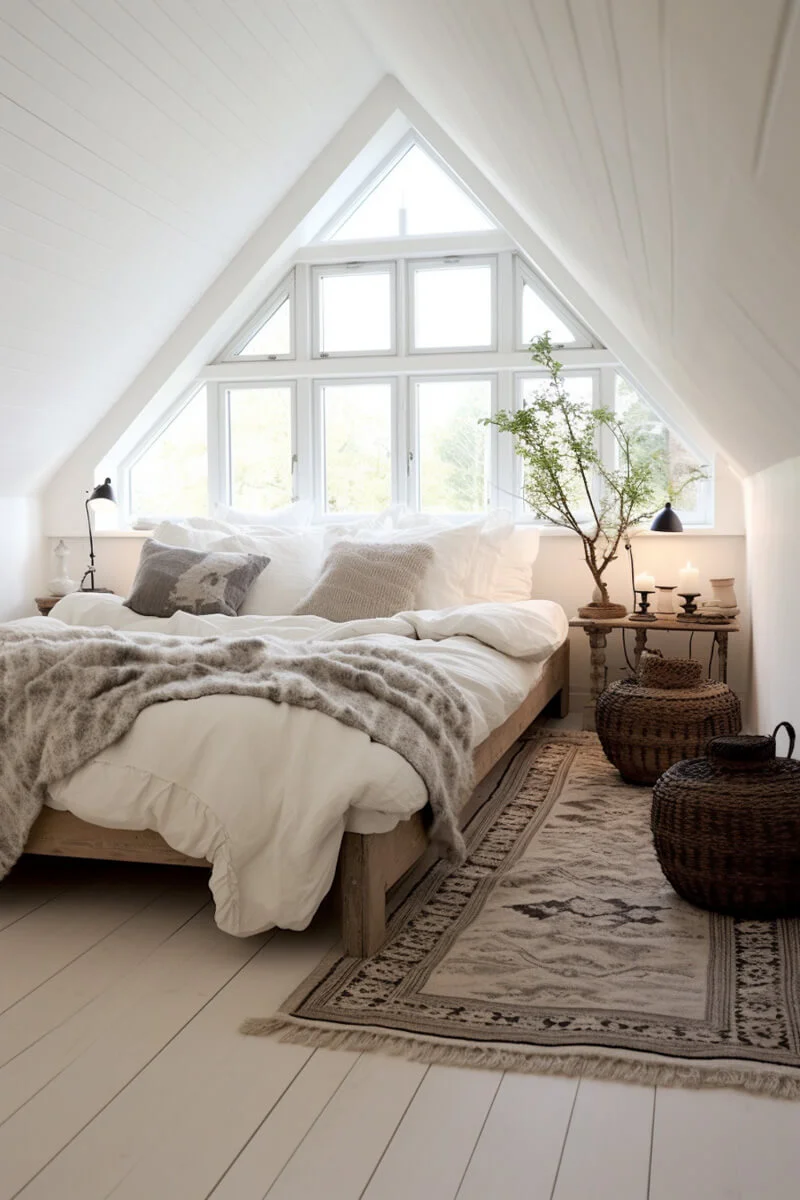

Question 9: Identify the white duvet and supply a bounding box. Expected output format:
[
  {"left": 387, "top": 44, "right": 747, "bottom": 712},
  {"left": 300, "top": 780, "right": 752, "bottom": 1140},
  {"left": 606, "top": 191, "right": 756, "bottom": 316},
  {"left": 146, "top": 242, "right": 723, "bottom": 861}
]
[{"left": 24, "top": 593, "right": 567, "bottom": 936}]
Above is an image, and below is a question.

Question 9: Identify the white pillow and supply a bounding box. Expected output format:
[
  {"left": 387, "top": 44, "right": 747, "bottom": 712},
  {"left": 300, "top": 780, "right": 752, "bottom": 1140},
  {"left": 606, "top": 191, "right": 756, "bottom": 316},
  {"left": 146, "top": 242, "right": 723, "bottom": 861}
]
[
  {"left": 149, "top": 520, "right": 324, "bottom": 615},
  {"left": 331, "top": 521, "right": 482, "bottom": 609},
  {"left": 392, "top": 511, "right": 540, "bottom": 604},
  {"left": 465, "top": 525, "right": 541, "bottom": 603},
  {"left": 214, "top": 501, "right": 313, "bottom": 528},
  {"left": 238, "top": 528, "right": 324, "bottom": 615},
  {"left": 151, "top": 518, "right": 250, "bottom": 550}
]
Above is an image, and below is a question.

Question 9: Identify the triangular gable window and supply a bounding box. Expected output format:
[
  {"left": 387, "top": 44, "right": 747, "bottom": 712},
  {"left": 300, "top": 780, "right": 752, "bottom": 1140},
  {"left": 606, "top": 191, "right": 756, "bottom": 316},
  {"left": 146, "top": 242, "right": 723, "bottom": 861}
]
[
  {"left": 238, "top": 296, "right": 291, "bottom": 357},
  {"left": 515, "top": 257, "right": 594, "bottom": 349},
  {"left": 327, "top": 143, "right": 495, "bottom": 241},
  {"left": 222, "top": 275, "right": 294, "bottom": 361}
]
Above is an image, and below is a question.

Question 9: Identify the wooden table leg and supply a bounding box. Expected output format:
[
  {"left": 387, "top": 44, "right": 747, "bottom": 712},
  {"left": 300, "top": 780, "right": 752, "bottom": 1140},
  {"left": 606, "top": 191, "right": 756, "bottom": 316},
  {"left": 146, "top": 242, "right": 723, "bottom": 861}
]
[
  {"left": 584, "top": 627, "right": 607, "bottom": 731},
  {"left": 716, "top": 631, "right": 728, "bottom": 683},
  {"left": 633, "top": 627, "right": 648, "bottom": 671}
]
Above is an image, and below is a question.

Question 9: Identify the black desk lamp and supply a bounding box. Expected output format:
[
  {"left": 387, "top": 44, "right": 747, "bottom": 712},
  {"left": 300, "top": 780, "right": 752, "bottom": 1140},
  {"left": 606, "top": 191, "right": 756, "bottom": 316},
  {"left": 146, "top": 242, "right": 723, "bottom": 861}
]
[
  {"left": 80, "top": 477, "right": 116, "bottom": 592},
  {"left": 625, "top": 502, "right": 684, "bottom": 616}
]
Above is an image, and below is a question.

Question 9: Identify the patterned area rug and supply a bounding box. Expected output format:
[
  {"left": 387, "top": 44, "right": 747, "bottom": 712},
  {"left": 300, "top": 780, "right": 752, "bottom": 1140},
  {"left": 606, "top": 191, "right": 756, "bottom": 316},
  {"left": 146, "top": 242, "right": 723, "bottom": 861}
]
[{"left": 244, "top": 732, "right": 800, "bottom": 1097}]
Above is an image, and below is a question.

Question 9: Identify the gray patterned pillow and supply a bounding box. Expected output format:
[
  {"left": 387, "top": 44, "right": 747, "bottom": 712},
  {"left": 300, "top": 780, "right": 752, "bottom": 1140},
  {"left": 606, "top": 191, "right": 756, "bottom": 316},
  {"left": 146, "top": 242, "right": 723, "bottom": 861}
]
[
  {"left": 293, "top": 540, "right": 434, "bottom": 622},
  {"left": 125, "top": 539, "right": 269, "bottom": 618}
]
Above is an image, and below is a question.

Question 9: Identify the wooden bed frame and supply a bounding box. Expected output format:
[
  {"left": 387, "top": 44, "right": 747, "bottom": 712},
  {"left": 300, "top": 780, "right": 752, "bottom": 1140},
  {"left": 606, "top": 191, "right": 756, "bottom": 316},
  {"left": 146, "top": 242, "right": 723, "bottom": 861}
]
[{"left": 24, "top": 640, "right": 569, "bottom": 956}]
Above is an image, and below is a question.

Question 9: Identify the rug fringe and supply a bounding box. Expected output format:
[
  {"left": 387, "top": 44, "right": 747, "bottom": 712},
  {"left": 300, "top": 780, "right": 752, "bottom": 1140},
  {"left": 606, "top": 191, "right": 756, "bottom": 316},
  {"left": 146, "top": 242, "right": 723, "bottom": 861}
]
[{"left": 239, "top": 1017, "right": 800, "bottom": 1100}]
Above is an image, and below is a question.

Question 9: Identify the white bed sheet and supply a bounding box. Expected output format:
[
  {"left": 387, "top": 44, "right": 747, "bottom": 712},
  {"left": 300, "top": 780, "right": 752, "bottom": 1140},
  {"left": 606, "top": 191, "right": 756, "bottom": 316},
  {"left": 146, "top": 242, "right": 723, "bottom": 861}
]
[{"left": 25, "top": 594, "right": 567, "bottom": 935}]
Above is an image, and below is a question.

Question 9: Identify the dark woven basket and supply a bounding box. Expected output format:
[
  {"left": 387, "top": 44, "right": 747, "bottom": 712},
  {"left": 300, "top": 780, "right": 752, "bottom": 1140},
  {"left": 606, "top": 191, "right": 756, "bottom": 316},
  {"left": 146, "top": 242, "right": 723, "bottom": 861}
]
[
  {"left": 595, "top": 655, "right": 741, "bottom": 785},
  {"left": 652, "top": 723, "right": 800, "bottom": 917}
]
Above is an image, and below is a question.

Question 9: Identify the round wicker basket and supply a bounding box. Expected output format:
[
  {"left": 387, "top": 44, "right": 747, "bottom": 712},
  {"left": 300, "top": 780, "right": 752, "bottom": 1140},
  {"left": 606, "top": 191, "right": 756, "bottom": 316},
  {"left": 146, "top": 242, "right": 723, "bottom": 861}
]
[
  {"left": 652, "top": 723, "right": 800, "bottom": 917},
  {"left": 595, "top": 656, "right": 741, "bottom": 785}
]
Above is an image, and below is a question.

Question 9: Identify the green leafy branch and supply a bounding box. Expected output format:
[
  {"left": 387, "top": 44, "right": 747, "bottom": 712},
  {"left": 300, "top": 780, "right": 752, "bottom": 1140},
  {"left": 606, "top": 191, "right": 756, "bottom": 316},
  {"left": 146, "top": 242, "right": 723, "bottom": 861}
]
[{"left": 483, "top": 334, "right": 707, "bottom": 604}]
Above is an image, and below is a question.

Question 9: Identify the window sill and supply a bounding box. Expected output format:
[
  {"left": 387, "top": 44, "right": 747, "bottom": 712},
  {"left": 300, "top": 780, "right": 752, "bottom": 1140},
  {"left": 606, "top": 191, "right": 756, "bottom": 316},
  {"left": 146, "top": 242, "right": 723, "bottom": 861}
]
[{"left": 534, "top": 525, "right": 742, "bottom": 538}]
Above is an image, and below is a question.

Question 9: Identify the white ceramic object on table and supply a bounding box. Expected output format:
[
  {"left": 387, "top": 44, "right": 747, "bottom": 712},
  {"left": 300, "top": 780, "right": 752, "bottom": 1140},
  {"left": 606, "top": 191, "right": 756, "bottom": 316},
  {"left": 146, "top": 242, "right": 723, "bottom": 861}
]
[
  {"left": 709, "top": 577, "right": 737, "bottom": 609},
  {"left": 48, "top": 539, "right": 78, "bottom": 596},
  {"left": 655, "top": 585, "right": 677, "bottom": 615}
]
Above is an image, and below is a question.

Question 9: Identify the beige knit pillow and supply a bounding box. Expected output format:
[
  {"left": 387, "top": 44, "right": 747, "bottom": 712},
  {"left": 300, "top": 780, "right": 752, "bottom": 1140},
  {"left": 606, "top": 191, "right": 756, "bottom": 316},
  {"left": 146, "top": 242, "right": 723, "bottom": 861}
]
[{"left": 293, "top": 540, "right": 434, "bottom": 621}]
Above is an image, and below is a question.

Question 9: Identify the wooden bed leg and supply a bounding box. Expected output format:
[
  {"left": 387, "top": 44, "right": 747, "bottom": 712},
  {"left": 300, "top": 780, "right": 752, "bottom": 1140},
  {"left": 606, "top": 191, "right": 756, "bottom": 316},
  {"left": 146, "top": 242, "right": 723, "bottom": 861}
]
[{"left": 339, "top": 832, "right": 387, "bottom": 957}]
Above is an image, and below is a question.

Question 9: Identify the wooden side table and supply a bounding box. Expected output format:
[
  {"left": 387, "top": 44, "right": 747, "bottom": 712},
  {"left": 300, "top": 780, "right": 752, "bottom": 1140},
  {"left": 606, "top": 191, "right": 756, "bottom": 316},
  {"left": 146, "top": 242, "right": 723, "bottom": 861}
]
[
  {"left": 34, "top": 596, "right": 61, "bottom": 616},
  {"left": 569, "top": 614, "right": 740, "bottom": 730}
]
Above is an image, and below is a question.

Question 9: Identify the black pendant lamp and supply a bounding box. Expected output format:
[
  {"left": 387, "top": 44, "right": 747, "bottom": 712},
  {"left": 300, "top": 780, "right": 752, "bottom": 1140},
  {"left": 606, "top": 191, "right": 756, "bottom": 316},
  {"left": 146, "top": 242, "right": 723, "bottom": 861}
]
[{"left": 649, "top": 501, "right": 684, "bottom": 533}]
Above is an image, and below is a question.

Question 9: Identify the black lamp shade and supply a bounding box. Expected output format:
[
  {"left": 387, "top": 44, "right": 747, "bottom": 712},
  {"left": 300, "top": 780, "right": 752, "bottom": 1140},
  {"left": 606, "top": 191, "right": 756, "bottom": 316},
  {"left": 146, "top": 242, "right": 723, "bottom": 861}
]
[
  {"left": 650, "top": 501, "right": 683, "bottom": 533},
  {"left": 88, "top": 477, "right": 115, "bottom": 504}
]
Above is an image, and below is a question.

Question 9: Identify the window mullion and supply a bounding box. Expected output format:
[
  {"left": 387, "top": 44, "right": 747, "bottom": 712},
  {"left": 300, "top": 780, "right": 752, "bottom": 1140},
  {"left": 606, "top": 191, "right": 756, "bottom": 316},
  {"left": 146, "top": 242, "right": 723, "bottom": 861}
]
[
  {"left": 597, "top": 367, "right": 616, "bottom": 510},
  {"left": 406, "top": 377, "right": 420, "bottom": 511},
  {"left": 207, "top": 383, "right": 228, "bottom": 512},
  {"left": 495, "top": 371, "right": 514, "bottom": 513},
  {"left": 294, "top": 263, "right": 311, "bottom": 360},
  {"left": 394, "top": 375, "right": 410, "bottom": 507},
  {"left": 496, "top": 252, "right": 514, "bottom": 354}
]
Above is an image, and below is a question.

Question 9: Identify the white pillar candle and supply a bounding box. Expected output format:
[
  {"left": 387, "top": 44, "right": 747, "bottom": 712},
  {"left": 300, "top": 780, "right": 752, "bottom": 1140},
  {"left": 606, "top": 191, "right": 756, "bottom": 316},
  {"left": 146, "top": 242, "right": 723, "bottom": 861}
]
[
  {"left": 678, "top": 562, "right": 700, "bottom": 593},
  {"left": 634, "top": 572, "right": 655, "bottom": 592}
]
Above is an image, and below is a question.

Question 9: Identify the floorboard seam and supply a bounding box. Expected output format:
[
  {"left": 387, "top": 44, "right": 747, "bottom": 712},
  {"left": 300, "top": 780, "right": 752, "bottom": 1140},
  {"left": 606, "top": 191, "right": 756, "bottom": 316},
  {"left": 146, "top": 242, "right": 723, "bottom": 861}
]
[{"left": 8, "top": 926, "right": 274, "bottom": 1198}]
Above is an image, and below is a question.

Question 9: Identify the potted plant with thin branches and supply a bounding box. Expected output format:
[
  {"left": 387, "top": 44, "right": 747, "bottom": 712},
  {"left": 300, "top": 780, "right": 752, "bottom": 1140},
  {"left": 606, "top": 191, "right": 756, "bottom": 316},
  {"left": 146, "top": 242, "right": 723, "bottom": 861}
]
[{"left": 484, "top": 334, "right": 704, "bottom": 618}]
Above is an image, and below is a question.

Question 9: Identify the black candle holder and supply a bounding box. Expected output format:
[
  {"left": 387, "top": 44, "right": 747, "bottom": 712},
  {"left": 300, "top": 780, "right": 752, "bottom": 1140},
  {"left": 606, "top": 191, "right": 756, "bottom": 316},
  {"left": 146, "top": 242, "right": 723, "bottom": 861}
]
[
  {"left": 677, "top": 592, "right": 701, "bottom": 620},
  {"left": 630, "top": 590, "right": 657, "bottom": 621}
]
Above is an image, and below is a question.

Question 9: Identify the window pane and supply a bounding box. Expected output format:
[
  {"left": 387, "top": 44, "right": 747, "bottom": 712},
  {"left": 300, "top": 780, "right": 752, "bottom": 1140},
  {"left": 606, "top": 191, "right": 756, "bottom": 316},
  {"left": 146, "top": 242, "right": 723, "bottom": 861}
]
[
  {"left": 323, "top": 383, "right": 392, "bottom": 512},
  {"left": 130, "top": 389, "right": 208, "bottom": 517},
  {"left": 331, "top": 144, "right": 494, "bottom": 240},
  {"left": 521, "top": 281, "right": 576, "bottom": 346},
  {"left": 237, "top": 297, "right": 291, "bottom": 357},
  {"left": 413, "top": 263, "right": 492, "bottom": 349},
  {"left": 519, "top": 374, "right": 593, "bottom": 516},
  {"left": 229, "top": 386, "right": 293, "bottom": 511},
  {"left": 614, "top": 375, "right": 705, "bottom": 515},
  {"left": 417, "top": 379, "right": 492, "bottom": 512},
  {"left": 318, "top": 270, "right": 392, "bottom": 354}
]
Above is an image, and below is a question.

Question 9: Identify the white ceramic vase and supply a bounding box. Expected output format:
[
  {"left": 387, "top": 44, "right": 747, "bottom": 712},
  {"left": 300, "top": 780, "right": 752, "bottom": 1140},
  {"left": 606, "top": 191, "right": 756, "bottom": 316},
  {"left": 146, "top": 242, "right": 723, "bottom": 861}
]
[
  {"left": 709, "top": 577, "right": 737, "bottom": 609},
  {"left": 48, "top": 539, "right": 78, "bottom": 597}
]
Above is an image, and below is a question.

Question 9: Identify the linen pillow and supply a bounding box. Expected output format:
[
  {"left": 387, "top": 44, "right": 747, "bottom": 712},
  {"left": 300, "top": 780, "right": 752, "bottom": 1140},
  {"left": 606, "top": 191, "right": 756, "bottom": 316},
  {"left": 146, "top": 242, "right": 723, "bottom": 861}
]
[
  {"left": 124, "top": 539, "right": 269, "bottom": 618},
  {"left": 328, "top": 522, "right": 481, "bottom": 609},
  {"left": 294, "top": 540, "right": 434, "bottom": 622}
]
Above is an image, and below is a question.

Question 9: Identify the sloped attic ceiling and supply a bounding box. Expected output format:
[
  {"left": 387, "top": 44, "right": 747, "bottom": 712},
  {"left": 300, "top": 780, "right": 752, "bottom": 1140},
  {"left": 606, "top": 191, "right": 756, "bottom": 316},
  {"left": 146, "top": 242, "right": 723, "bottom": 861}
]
[
  {"left": 347, "top": 0, "right": 800, "bottom": 478},
  {"left": 0, "top": 0, "right": 381, "bottom": 495}
]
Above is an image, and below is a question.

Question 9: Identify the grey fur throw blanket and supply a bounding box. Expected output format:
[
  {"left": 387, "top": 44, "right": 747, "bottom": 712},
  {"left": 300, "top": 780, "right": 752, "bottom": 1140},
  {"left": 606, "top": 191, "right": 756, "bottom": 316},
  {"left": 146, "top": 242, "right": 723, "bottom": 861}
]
[{"left": 0, "top": 624, "right": 473, "bottom": 880}]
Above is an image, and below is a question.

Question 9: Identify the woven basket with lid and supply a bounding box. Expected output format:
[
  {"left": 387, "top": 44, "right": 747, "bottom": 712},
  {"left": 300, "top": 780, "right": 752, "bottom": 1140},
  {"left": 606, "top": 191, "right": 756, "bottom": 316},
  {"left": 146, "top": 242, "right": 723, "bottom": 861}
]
[
  {"left": 652, "top": 723, "right": 800, "bottom": 917},
  {"left": 595, "top": 653, "right": 741, "bottom": 785}
]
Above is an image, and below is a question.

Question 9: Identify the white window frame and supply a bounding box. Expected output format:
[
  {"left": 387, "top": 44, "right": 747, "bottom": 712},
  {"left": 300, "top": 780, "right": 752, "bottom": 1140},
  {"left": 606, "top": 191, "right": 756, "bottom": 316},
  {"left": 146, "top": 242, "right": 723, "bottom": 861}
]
[
  {"left": 121, "top": 382, "right": 210, "bottom": 522},
  {"left": 514, "top": 255, "right": 595, "bottom": 350},
  {"left": 218, "top": 271, "right": 296, "bottom": 362},
  {"left": 118, "top": 156, "right": 714, "bottom": 531},
  {"left": 611, "top": 368, "right": 714, "bottom": 526},
  {"left": 312, "top": 261, "right": 397, "bottom": 359},
  {"left": 513, "top": 368, "right": 601, "bottom": 522},
  {"left": 317, "top": 133, "right": 496, "bottom": 243},
  {"left": 407, "top": 255, "right": 497, "bottom": 355},
  {"left": 220, "top": 380, "right": 298, "bottom": 512},
  {"left": 408, "top": 373, "right": 498, "bottom": 514},
  {"left": 313, "top": 376, "right": 398, "bottom": 516}
]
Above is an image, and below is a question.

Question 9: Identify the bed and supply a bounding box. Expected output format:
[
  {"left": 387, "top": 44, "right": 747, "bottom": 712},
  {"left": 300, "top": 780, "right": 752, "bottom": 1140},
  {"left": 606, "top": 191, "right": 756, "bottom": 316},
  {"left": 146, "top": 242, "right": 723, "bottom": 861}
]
[{"left": 15, "top": 516, "right": 570, "bottom": 956}]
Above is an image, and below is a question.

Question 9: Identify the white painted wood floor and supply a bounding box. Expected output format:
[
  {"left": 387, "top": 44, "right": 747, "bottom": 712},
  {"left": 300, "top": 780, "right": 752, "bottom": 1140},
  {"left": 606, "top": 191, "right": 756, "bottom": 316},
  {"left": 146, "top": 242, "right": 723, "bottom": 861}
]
[{"left": 2, "top": 858, "right": 799, "bottom": 1200}]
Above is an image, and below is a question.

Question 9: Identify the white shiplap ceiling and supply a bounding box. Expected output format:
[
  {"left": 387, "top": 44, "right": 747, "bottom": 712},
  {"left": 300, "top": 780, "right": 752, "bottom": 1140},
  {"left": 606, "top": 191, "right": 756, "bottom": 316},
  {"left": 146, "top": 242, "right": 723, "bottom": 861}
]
[
  {"left": 0, "top": 0, "right": 381, "bottom": 493},
  {"left": 348, "top": 0, "right": 800, "bottom": 477}
]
